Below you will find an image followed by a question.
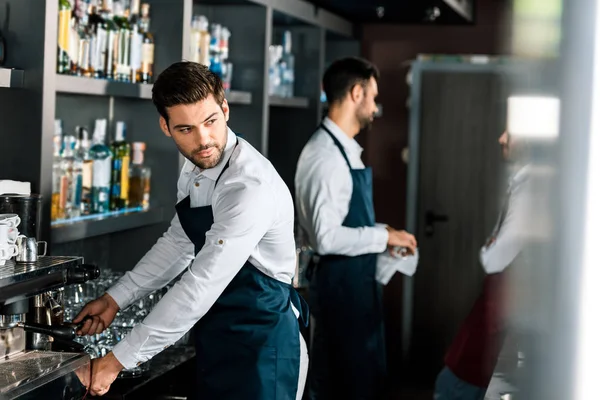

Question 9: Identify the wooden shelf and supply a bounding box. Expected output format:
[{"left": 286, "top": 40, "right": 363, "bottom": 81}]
[
  {"left": 55, "top": 74, "right": 153, "bottom": 99},
  {"left": 269, "top": 95, "right": 310, "bottom": 108},
  {"left": 0, "top": 68, "right": 24, "bottom": 89},
  {"left": 51, "top": 207, "right": 165, "bottom": 244}
]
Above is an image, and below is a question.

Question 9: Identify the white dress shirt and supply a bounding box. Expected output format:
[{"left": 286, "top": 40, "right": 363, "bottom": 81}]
[
  {"left": 480, "top": 164, "right": 531, "bottom": 274},
  {"left": 294, "top": 117, "right": 389, "bottom": 257},
  {"left": 107, "top": 128, "right": 298, "bottom": 369}
]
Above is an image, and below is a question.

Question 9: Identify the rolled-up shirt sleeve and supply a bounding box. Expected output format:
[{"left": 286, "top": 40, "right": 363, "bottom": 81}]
[{"left": 112, "top": 175, "right": 276, "bottom": 369}]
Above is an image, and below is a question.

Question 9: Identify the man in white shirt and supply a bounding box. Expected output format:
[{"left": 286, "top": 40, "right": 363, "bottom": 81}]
[
  {"left": 74, "top": 62, "right": 309, "bottom": 399},
  {"left": 435, "top": 129, "right": 531, "bottom": 400},
  {"left": 295, "top": 57, "right": 417, "bottom": 400}
]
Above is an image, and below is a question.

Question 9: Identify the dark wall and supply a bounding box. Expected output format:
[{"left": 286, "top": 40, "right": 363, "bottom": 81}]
[
  {"left": 361, "top": 0, "right": 511, "bottom": 230},
  {"left": 359, "top": 0, "right": 511, "bottom": 388}
]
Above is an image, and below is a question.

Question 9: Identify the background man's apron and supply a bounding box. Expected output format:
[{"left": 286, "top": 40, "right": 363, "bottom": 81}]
[{"left": 307, "top": 126, "right": 386, "bottom": 400}]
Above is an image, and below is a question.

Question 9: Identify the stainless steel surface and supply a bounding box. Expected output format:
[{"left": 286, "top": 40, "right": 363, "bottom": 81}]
[
  {"left": 0, "top": 256, "right": 83, "bottom": 305},
  {"left": 0, "top": 351, "right": 89, "bottom": 399},
  {"left": 0, "top": 327, "right": 25, "bottom": 359},
  {"left": 15, "top": 237, "right": 47, "bottom": 264},
  {"left": 0, "top": 315, "right": 25, "bottom": 329}
]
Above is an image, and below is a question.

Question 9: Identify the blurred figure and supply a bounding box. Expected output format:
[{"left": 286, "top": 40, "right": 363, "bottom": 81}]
[
  {"left": 434, "top": 129, "right": 531, "bottom": 400},
  {"left": 295, "top": 57, "right": 417, "bottom": 400}
]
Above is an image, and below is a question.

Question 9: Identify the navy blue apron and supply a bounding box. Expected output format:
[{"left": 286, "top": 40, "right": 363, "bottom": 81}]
[
  {"left": 175, "top": 141, "right": 309, "bottom": 400},
  {"left": 307, "top": 125, "right": 386, "bottom": 400}
]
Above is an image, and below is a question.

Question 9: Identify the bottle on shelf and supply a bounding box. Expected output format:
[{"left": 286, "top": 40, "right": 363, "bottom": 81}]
[
  {"left": 268, "top": 45, "right": 283, "bottom": 96},
  {"left": 129, "top": 142, "right": 151, "bottom": 210},
  {"left": 209, "top": 23, "right": 222, "bottom": 78},
  {"left": 90, "top": 119, "right": 113, "bottom": 214},
  {"left": 89, "top": 1, "right": 107, "bottom": 79},
  {"left": 138, "top": 3, "right": 154, "bottom": 83},
  {"left": 57, "top": 0, "right": 71, "bottom": 74},
  {"left": 68, "top": 10, "right": 80, "bottom": 75},
  {"left": 110, "top": 121, "right": 131, "bottom": 210},
  {"left": 113, "top": 0, "right": 132, "bottom": 82},
  {"left": 61, "top": 135, "right": 83, "bottom": 220},
  {"left": 51, "top": 120, "right": 67, "bottom": 221},
  {"left": 100, "top": 0, "right": 119, "bottom": 80},
  {"left": 77, "top": 7, "right": 94, "bottom": 78},
  {"left": 280, "top": 30, "right": 295, "bottom": 98},
  {"left": 75, "top": 126, "right": 93, "bottom": 215}
]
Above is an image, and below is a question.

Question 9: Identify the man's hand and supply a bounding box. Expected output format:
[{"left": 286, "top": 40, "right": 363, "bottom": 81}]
[
  {"left": 73, "top": 293, "right": 120, "bottom": 336},
  {"left": 386, "top": 226, "right": 417, "bottom": 255},
  {"left": 87, "top": 352, "right": 124, "bottom": 397}
]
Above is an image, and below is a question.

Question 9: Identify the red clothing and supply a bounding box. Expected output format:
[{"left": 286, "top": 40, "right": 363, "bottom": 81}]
[{"left": 444, "top": 272, "right": 508, "bottom": 388}]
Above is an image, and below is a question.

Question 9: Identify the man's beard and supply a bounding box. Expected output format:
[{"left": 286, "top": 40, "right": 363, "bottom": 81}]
[{"left": 177, "top": 139, "right": 226, "bottom": 170}]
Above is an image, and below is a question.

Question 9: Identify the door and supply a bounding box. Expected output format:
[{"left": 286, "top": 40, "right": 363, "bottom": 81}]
[{"left": 408, "top": 69, "right": 506, "bottom": 384}]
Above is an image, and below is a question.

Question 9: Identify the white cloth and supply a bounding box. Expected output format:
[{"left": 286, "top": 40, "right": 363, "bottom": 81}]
[
  {"left": 107, "top": 128, "right": 298, "bottom": 369},
  {"left": 297, "top": 333, "right": 309, "bottom": 400},
  {"left": 479, "top": 165, "right": 531, "bottom": 274},
  {"left": 375, "top": 248, "right": 420, "bottom": 285},
  {"left": 295, "top": 117, "right": 388, "bottom": 256},
  {"left": 0, "top": 180, "right": 30, "bottom": 195}
]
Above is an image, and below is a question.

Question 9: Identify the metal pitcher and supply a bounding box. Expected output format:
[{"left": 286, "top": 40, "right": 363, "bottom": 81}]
[{"left": 15, "top": 236, "right": 47, "bottom": 263}]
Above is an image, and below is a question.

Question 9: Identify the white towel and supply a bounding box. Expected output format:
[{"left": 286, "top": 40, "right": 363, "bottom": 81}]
[
  {"left": 0, "top": 180, "right": 31, "bottom": 196},
  {"left": 375, "top": 248, "right": 419, "bottom": 285}
]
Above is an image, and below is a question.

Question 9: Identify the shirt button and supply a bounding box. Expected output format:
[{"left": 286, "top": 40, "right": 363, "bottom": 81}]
[
  {"left": 218, "top": 239, "right": 224, "bottom": 245},
  {"left": 194, "top": 182, "right": 200, "bottom": 187}
]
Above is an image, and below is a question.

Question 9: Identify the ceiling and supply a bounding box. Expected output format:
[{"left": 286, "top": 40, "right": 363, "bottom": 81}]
[{"left": 305, "top": 0, "right": 474, "bottom": 24}]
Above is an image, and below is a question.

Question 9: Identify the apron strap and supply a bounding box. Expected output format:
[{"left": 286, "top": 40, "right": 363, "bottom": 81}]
[
  {"left": 214, "top": 137, "right": 239, "bottom": 186},
  {"left": 290, "top": 287, "right": 309, "bottom": 328},
  {"left": 320, "top": 123, "right": 352, "bottom": 169}
]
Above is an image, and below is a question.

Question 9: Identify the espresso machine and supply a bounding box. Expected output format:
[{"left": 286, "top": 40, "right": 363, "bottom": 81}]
[{"left": 0, "top": 194, "right": 100, "bottom": 400}]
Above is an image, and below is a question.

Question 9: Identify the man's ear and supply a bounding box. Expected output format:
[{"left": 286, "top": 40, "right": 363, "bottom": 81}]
[
  {"left": 159, "top": 116, "right": 171, "bottom": 137},
  {"left": 350, "top": 84, "right": 364, "bottom": 103},
  {"left": 222, "top": 99, "right": 230, "bottom": 122}
]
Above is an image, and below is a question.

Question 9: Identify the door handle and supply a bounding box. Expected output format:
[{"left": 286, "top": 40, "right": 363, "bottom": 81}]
[{"left": 425, "top": 210, "right": 449, "bottom": 237}]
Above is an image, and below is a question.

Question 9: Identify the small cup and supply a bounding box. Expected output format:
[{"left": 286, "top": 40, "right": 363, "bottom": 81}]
[
  {"left": 0, "top": 224, "right": 19, "bottom": 245},
  {"left": 0, "top": 243, "right": 18, "bottom": 260},
  {"left": 0, "top": 214, "right": 21, "bottom": 228}
]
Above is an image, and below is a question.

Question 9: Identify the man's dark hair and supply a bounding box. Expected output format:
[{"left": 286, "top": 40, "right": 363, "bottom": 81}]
[
  {"left": 322, "top": 57, "right": 380, "bottom": 105},
  {"left": 152, "top": 61, "right": 225, "bottom": 125}
]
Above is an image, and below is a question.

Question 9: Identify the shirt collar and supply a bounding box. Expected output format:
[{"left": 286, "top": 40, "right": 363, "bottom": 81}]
[
  {"left": 183, "top": 127, "right": 237, "bottom": 181},
  {"left": 509, "top": 163, "right": 531, "bottom": 191},
  {"left": 322, "top": 117, "right": 363, "bottom": 156}
]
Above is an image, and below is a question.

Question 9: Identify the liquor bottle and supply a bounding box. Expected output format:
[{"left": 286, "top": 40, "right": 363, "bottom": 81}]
[
  {"left": 61, "top": 135, "right": 83, "bottom": 219},
  {"left": 77, "top": 7, "right": 93, "bottom": 77},
  {"left": 128, "top": 142, "right": 151, "bottom": 210},
  {"left": 198, "top": 16, "right": 211, "bottom": 67},
  {"left": 208, "top": 24, "right": 222, "bottom": 78},
  {"left": 129, "top": 0, "right": 140, "bottom": 26},
  {"left": 51, "top": 120, "right": 67, "bottom": 221},
  {"left": 110, "top": 121, "right": 131, "bottom": 210},
  {"left": 90, "top": 119, "right": 113, "bottom": 214},
  {"left": 113, "top": 1, "right": 132, "bottom": 82},
  {"left": 68, "top": 12, "right": 80, "bottom": 75},
  {"left": 57, "top": 0, "right": 72, "bottom": 74},
  {"left": 101, "top": 0, "right": 119, "bottom": 80},
  {"left": 138, "top": 3, "right": 154, "bottom": 83},
  {"left": 75, "top": 126, "right": 93, "bottom": 215},
  {"left": 89, "top": 1, "right": 107, "bottom": 79},
  {"left": 129, "top": 24, "right": 142, "bottom": 83},
  {"left": 281, "top": 30, "right": 295, "bottom": 98}
]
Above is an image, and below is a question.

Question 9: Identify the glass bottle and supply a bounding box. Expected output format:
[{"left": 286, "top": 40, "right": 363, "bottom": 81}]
[
  {"left": 110, "top": 121, "right": 131, "bottom": 210},
  {"left": 75, "top": 126, "right": 93, "bottom": 215},
  {"left": 281, "top": 30, "right": 295, "bottom": 98},
  {"left": 101, "top": 0, "right": 119, "bottom": 80},
  {"left": 198, "top": 16, "right": 211, "bottom": 67},
  {"left": 89, "top": 1, "right": 107, "bottom": 79},
  {"left": 138, "top": 3, "right": 154, "bottom": 83},
  {"left": 61, "top": 135, "right": 83, "bottom": 219},
  {"left": 57, "top": 0, "right": 72, "bottom": 74},
  {"left": 113, "top": 0, "right": 131, "bottom": 82},
  {"left": 51, "top": 120, "right": 67, "bottom": 221},
  {"left": 128, "top": 142, "right": 151, "bottom": 210},
  {"left": 90, "top": 119, "right": 113, "bottom": 214}
]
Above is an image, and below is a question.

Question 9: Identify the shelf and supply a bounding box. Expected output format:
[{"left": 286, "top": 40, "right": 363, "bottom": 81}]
[
  {"left": 227, "top": 90, "right": 252, "bottom": 105},
  {"left": 269, "top": 95, "right": 310, "bottom": 108},
  {"left": 51, "top": 207, "right": 165, "bottom": 244},
  {"left": 0, "top": 68, "right": 24, "bottom": 89},
  {"left": 55, "top": 74, "right": 153, "bottom": 99}
]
